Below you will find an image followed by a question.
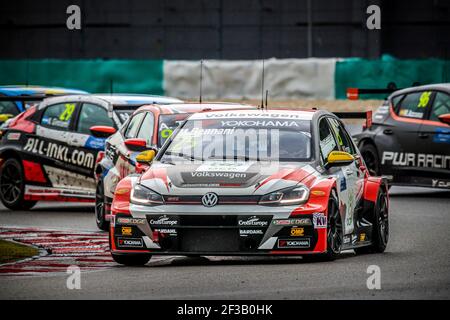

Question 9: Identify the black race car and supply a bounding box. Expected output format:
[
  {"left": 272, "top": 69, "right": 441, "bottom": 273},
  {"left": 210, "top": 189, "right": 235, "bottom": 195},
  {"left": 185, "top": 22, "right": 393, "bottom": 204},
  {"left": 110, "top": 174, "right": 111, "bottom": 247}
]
[{"left": 353, "top": 83, "right": 450, "bottom": 189}]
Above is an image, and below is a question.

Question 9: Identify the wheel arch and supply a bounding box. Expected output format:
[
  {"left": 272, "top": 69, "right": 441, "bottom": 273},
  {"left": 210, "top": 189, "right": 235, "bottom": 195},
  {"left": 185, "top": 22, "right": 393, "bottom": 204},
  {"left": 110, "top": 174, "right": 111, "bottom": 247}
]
[
  {"left": 305, "top": 176, "right": 338, "bottom": 217},
  {"left": 358, "top": 137, "right": 379, "bottom": 155},
  {"left": 0, "top": 148, "right": 23, "bottom": 162},
  {"left": 364, "top": 176, "right": 389, "bottom": 203}
]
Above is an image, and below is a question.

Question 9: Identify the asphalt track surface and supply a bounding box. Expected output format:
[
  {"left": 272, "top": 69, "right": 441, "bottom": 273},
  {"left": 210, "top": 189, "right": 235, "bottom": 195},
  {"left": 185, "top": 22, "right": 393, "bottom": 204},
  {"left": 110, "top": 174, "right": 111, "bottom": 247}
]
[{"left": 0, "top": 186, "right": 449, "bottom": 300}]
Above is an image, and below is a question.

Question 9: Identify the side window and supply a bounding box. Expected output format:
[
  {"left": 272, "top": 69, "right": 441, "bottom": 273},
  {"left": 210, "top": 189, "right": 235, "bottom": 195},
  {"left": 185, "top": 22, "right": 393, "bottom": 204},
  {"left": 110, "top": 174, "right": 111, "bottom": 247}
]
[
  {"left": 136, "top": 112, "right": 154, "bottom": 145},
  {"left": 319, "top": 118, "right": 339, "bottom": 163},
  {"left": 41, "top": 102, "right": 76, "bottom": 130},
  {"left": 430, "top": 92, "right": 450, "bottom": 122},
  {"left": 391, "top": 95, "right": 403, "bottom": 109},
  {"left": 328, "top": 118, "right": 356, "bottom": 154},
  {"left": 397, "top": 91, "right": 432, "bottom": 119},
  {"left": 0, "top": 101, "right": 19, "bottom": 116},
  {"left": 76, "top": 103, "right": 114, "bottom": 135},
  {"left": 124, "top": 112, "right": 145, "bottom": 139}
]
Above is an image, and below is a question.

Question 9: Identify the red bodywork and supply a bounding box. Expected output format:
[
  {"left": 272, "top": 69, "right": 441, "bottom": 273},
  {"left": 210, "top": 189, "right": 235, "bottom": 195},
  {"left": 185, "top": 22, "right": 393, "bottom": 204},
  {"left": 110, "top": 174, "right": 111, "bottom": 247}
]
[{"left": 110, "top": 168, "right": 385, "bottom": 255}]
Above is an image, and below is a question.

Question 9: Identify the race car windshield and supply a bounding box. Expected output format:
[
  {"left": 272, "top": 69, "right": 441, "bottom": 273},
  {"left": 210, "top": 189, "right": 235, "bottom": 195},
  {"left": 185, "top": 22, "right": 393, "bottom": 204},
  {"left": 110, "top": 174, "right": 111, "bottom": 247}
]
[
  {"left": 161, "top": 117, "right": 312, "bottom": 162},
  {"left": 158, "top": 114, "right": 190, "bottom": 147}
]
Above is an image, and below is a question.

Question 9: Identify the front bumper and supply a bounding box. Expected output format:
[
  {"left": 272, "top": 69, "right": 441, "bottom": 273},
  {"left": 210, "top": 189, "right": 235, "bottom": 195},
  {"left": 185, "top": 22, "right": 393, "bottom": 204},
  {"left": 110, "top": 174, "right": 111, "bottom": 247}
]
[{"left": 110, "top": 205, "right": 327, "bottom": 255}]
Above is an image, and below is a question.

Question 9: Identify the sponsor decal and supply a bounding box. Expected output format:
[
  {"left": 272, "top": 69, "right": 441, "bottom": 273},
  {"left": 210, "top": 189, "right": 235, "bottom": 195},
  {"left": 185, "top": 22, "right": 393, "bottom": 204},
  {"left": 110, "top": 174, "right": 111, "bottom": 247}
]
[
  {"left": 239, "top": 229, "right": 264, "bottom": 235},
  {"left": 432, "top": 179, "right": 450, "bottom": 188},
  {"left": 149, "top": 215, "right": 178, "bottom": 226},
  {"left": 359, "top": 233, "right": 366, "bottom": 242},
  {"left": 6, "top": 132, "right": 21, "bottom": 140},
  {"left": 351, "top": 234, "right": 358, "bottom": 244},
  {"left": 179, "top": 127, "right": 235, "bottom": 136},
  {"left": 238, "top": 216, "right": 268, "bottom": 227},
  {"left": 277, "top": 238, "right": 310, "bottom": 249},
  {"left": 117, "top": 237, "right": 143, "bottom": 248},
  {"left": 312, "top": 212, "right": 327, "bottom": 229},
  {"left": 221, "top": 120, "right": 301, "bottom": 128},
  {"left": 204, "top": 112, "right": 308, "bottom": 120},
  {"left": 196, "top": 161, "right": 252, "bottom": 173},
  {"left": 183, "top": 183, "right": 221, "bottom": 188},
  {"left": 434, "top": 128, "right": 450, "bottom": 144},
  {"left": 155, "top": 228, "right": 177, "bottom": 235},
  {"left": 23, "top": 137, "right": 95, "bottom": 169},
  {"left": 85, "top": 136, "right": 106, "bottom": 150},
  {"left": 272, "top": 218, "right": 311, "bottom": 226},
  {"left": 290, "top": 227, "right": 304, "bottom": 237},
  {"left": 340, "top": 176, "right": 347, "bottom": 191},
  {"left": 121, "top": 226, "right": 132, "bottom": 236},
  {"left": 191, "top": 171, "right": 247, "bottom": 179},
  {"left": 381, "top": 151, "right": 450, "bottom": 169},
  {"left": 343, "top": 235, "right": 351, "bottom": 244}
]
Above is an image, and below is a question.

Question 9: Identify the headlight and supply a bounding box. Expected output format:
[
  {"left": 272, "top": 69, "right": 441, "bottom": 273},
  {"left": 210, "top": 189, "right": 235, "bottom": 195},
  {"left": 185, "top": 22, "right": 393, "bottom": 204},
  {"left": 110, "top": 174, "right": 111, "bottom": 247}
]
[
  {"left": 130, "top": 184, "right": 164, "bottom": 205},
  {"left": 259, "top": 185, "right": 309, "bottom": 206}
]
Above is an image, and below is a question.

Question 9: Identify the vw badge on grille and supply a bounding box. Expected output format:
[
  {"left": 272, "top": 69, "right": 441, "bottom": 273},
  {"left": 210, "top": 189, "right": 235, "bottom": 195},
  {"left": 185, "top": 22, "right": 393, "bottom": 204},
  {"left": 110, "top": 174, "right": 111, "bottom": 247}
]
[{"left": 201, "top": 192, "right": 218, "bottom": 207}]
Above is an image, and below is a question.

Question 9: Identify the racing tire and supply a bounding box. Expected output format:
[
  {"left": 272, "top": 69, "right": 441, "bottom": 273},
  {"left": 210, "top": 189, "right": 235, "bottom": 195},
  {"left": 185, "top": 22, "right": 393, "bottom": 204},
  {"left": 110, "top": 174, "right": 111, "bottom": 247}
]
[
  {"left": 360, "top": 143, "right": 381, "bottom": 176},
  {"left": 111, "top": 253, "right": 151, "bottom": 266},
  {"left": 95, "top": 180, "right": 109, "bottom": 231},
  {"left": 307, "top": 190, "right": 343, "bottom": 262},
  {"left": 355, "top": 187, "right": 389, "bottom": 254},
  {"left": 323, "top": 190, "right": 343, "bottom": 260},
  {"left": 0, "top": 158, "right": 37, "bottom": 210}
]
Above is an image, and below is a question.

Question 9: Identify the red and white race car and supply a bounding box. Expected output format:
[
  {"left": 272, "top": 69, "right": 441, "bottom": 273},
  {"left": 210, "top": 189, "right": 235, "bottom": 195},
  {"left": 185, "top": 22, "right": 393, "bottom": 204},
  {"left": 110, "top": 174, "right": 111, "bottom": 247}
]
[{"left": 109, "top": 109, "right": 389, "bottom": 265}]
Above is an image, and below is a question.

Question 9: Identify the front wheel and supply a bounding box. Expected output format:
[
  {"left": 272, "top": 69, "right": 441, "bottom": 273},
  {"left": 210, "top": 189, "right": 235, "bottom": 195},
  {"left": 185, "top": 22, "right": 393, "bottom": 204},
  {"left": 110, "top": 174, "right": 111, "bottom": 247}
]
[
  {"left": 95, "top": 180, "right": 109, "bottom": 231},
  {"left": 316, "top": 190, "right": 343, "bottom": 261},
  {"left": 0, "top": 158, "right": 37, "bottom": 210},
  {"left": 111, "top": 253, "right": 151, "bottom": 266},
  {"left": 355, "top": 187, "right": 389, "bottom": 254}
]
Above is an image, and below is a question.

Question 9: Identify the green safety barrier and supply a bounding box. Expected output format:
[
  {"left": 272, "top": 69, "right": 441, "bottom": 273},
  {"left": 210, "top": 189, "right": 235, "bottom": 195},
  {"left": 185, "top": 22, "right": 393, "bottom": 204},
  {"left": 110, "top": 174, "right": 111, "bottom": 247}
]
[
  {"left": 0, "top": 59, "right": 164, "bottom": 95},
  {"left": 335, "top": 55, "right": 450, "bottom": 99}
]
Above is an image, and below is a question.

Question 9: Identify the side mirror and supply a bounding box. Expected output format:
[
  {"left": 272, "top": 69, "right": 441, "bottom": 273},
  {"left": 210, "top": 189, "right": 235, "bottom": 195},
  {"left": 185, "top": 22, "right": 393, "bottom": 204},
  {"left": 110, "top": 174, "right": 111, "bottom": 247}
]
[
  {"left": 0, "top": 114, "right": 14, "bottom": 123},
  {"left": 438, "top": 114, "right": 450, "bottom": 125},
  {"left": 326, "top": 151, "right": 355, "bottom": 168},
  {"left": 90, "top": 125, "right": 116, "bottom": 138},
  {"left": 136, "top": 150, "right": 156, "bottom": 164},
  {"left": 124, "top": 138, "right": 147, "bottom": 152}
]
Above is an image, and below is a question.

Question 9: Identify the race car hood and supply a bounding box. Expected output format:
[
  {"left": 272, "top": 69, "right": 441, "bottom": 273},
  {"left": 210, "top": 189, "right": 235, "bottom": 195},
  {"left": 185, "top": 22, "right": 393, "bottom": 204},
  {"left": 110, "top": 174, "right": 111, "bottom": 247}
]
[{"left": 139, "top": 160, "right": 317, "bottom": 196}]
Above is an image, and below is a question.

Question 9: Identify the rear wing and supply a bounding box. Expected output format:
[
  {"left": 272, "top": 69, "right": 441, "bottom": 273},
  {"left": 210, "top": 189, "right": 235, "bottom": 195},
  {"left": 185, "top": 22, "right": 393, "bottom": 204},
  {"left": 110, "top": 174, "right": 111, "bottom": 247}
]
[
  {"left": 346, "top": 82, "right": 421, "bottom": 100},
  {"left": 333, "top": 111, "right": 373, "bottom": 129}
]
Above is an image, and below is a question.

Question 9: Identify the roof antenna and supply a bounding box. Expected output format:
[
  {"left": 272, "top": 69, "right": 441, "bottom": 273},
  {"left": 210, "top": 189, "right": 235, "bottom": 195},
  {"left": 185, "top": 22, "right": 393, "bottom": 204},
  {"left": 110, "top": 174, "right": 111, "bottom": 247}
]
[
  {"left": 199, "top": 60, "right": 203, "bottom": 103},
  {"left": 265, "top": 90, "right": 268, "bottom": 109},
  {"left": 260, "top": 60, "right": 265, "bottom": 109}
]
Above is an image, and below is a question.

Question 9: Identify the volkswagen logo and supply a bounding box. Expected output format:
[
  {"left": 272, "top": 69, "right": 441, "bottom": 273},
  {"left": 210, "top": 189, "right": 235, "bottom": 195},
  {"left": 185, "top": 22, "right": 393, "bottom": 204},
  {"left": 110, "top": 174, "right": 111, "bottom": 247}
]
[{"left": 201, "top": 192, "right": 218, "bottom": 207}]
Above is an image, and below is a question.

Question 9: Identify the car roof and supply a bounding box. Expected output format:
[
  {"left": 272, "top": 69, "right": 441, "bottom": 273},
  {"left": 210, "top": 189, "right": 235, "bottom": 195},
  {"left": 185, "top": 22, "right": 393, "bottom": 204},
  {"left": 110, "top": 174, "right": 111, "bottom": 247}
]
[
  {"left": 188, "top": 108, "right": 316, "bottom": 120},
  {"left": 390, "top": 83, "right": 450, "bottom": 97},
  {"left": 137, "top": 102, "right": 257, "bottom": 114},
  {"left": 92, "top": 94, "right": 183, "bottom": 105},
  {"left": 0, "top": 85, "right": 88, "bottom": 96}
]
